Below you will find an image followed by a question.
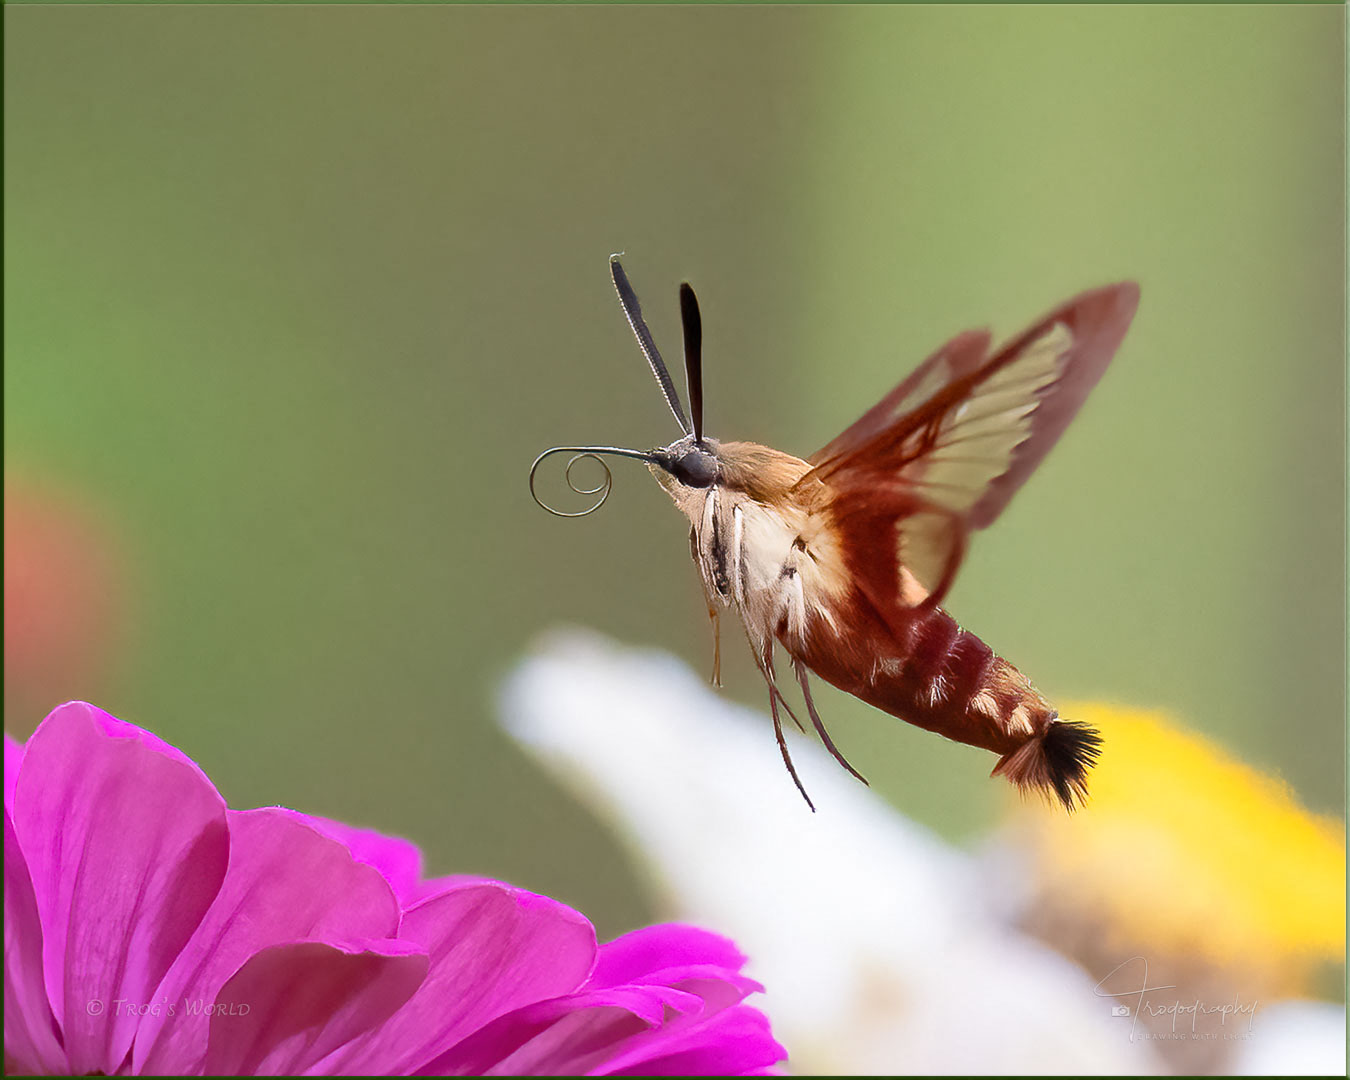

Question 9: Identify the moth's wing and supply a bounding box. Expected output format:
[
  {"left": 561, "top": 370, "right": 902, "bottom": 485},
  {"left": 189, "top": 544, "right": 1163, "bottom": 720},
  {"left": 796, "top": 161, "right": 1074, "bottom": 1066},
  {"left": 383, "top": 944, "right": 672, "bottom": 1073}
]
[{"left": 801, "top": 283, "right": 1139, "bottom": 613}]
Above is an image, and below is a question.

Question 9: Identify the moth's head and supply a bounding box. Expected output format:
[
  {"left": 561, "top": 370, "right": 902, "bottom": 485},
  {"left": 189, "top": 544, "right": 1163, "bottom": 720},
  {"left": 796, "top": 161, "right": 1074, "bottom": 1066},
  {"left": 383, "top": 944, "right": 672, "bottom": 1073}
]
[{"left": 649, "top": 433, "right": 721, "bottom": 492}]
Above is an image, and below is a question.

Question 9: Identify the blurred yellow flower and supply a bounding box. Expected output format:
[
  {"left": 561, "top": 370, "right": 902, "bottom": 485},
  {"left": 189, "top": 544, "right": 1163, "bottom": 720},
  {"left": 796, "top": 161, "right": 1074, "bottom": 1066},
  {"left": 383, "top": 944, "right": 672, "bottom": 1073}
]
[{"left": 1013, "top": 702, "right": 1344, "bottom": 997}]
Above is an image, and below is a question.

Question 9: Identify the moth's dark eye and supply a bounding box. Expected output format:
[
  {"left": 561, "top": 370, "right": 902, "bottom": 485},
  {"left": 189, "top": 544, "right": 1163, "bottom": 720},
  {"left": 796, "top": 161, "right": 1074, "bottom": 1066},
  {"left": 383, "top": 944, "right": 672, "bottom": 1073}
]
[{"left": 672, "top": 450, "right": 717, "bottom": 488}]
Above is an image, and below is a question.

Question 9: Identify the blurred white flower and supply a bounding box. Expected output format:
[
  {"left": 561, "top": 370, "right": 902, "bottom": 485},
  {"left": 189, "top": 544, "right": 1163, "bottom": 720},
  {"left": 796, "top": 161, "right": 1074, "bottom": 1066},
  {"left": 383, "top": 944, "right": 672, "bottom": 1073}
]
[
  {"left": 1230, "top": 1001, "right": 1346, "bottom": 1075},
  {"left": 501, "top": 628, "right": 1163, "bottom": 1075}
]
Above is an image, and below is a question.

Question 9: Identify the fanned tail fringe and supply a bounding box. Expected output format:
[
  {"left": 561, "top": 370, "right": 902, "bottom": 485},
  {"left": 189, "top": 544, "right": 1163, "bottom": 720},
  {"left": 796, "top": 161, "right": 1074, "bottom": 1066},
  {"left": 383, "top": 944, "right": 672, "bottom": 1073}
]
[{"left": 991, "top": 718, "right": 1102, "bottom": 812}]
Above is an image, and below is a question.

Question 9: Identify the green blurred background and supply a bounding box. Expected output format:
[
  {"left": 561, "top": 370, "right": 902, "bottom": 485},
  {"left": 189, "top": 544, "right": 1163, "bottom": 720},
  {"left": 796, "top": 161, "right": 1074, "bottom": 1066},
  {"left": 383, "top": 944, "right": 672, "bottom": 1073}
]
[{"left": 5, "top": 5, "right": 1344, "bottom": 939}]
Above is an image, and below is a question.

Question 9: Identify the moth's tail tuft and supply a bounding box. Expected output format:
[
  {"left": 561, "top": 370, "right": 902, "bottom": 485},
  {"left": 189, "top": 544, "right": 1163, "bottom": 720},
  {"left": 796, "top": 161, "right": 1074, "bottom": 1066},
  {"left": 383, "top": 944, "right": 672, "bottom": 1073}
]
[{"left": 991, "top": 718, "right": 1102, "bottom": 812}]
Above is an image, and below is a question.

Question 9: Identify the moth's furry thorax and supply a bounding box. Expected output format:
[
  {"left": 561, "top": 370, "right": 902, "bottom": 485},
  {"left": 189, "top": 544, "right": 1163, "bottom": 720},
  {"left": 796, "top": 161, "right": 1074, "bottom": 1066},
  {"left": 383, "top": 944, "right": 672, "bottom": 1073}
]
[{"left": 650, "top": 439, "right": 814, "bottom": 511}]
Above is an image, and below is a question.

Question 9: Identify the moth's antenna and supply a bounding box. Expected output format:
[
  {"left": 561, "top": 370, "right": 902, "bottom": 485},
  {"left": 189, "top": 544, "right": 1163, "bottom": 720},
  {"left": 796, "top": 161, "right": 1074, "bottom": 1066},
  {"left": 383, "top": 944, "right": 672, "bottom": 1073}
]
[
  {"left": 530, "top": 444, "right": 654, "bottom": 517},
  {"left": 610, "top": 255, "right": 691, "bottom": 435},
  {"left": 680, "top": 283, "right": 704, "bottom": 444}
]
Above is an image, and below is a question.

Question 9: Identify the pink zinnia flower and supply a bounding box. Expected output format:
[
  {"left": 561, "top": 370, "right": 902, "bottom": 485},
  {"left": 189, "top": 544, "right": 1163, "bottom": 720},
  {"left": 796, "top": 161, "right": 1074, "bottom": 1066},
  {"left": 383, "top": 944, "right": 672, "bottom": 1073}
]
[{"left": 3, "top": 702, "right": 785, "bottom": 1075}]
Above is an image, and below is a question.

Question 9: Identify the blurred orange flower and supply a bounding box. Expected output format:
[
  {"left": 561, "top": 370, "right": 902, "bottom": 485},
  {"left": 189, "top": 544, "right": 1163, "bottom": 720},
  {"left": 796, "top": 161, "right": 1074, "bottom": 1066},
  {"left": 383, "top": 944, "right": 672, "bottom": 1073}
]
[{"left": 4, "top": 475, "right": 126, "bottom": 733}]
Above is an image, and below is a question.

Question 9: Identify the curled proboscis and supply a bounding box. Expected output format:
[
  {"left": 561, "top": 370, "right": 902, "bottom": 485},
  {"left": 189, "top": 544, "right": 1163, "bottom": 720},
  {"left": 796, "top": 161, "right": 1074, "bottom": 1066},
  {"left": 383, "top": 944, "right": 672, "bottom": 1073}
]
[{"left": 529, "top": 448, "right": 615, "bottom": 518}]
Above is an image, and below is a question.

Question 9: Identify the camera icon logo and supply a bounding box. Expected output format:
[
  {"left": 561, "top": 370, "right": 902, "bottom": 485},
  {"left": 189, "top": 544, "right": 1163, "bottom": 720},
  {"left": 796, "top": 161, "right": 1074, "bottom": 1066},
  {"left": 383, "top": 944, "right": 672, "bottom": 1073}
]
[{"left": 1111, "top": 1005, "right": 1131, "bottom": 1017}]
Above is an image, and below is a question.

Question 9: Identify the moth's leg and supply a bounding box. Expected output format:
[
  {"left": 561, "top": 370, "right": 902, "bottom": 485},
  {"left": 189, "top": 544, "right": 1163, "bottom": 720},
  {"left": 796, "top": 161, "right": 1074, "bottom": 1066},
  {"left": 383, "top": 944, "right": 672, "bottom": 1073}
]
[
  {"left": 748, "top": 635, "right": 816, "bottom": 809},
  {"left": 793, "top": 657, "right": 869, "bottom": 786},
  {"left": 691, "top": 525, "right": 722, "bottom": 686},
  {"left": 769, "top": 683, "right": 815, "bottom": 812},
  {"left": 743, "top": 625, "right": 806, "bottom": 732},
  {"left": 706, "top": 602, "right": 722, "bottom": 687},
  {"left": 740, "top": 622, "right": 814, "bottom": 807},
  {"left": 762, "top": 646, "right": 806, "bottom": 733}
]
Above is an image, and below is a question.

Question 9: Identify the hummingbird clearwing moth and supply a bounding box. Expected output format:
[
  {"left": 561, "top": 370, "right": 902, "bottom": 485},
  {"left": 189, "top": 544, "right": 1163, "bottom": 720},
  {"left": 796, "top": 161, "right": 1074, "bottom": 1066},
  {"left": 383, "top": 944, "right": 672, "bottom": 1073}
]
[{"left": 531, "top": 256, "right": 1139, "bottom": 812}]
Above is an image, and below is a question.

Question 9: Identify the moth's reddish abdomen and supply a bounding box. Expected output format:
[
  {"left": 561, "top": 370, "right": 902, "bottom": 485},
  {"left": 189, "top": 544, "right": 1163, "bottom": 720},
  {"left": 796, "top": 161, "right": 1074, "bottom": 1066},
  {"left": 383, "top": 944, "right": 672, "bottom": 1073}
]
[{"left": 787, "top": 592, "right": 1098, "bottom": 809}]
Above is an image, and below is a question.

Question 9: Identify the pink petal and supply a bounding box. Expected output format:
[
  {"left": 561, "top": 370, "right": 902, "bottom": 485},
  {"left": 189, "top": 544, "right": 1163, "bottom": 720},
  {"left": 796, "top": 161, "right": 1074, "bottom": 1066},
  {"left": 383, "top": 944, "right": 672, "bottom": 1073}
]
[
  {"left": 588, "top": 925, "right": 747, "bottom": 990},
  {"left": 319, "top": 881, "right": 597, "bottom": 1074},
  {"left": 586, "top": 923, "right": 766, "bottom": 1068},
  {"left": 4, "top": 809, "right": 66, "bottom": 1075},
  {"left": 600, "top": 1004, "right": 786, "bottom": 1076},
  {"left": 13, "top": 702, "right": 230, "bottom": 1075},
  {"left": 405, "top": 873, "right": 497, "bottom": 906},
  {"left": 4, "top": 732, "right": 22, "bottom": 816},
  {"left": 133, "top": 807, "right": 401, "bottom": 1074},
  {"left": 580, "top": 952, "right": 774, "bottom": 1077},
  {"left": 298, "top": 814, "right": 424, "bottom": 904},
  {"left": 202, "top": 939, "right": 428, "bottom": 1075},
  {"left": 484, "top": 1005, "right": 660, "bottom": 1077},
  {"left": 421, "top": 985, "right": 701, "bottom": 1076}
]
